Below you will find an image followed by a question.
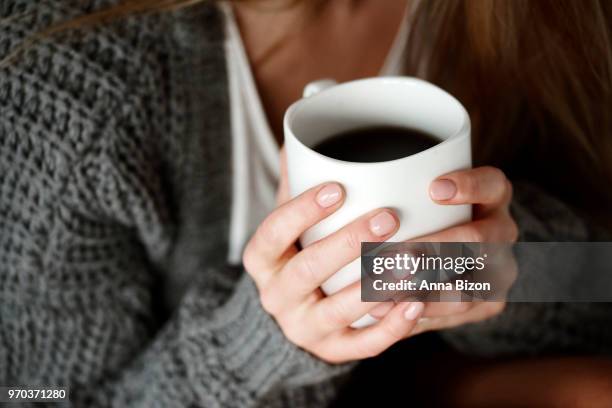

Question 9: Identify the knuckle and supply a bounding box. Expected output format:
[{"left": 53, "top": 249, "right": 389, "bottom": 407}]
[
  {"left": 344, "top": 229, "right": 362, "bottom": 251},
  {"left": 487, "top": 167, "right": 510, "bottom": 201},
  {"left": 464, "top": 225, "right": 485, "bottom": 242},
  {"left": 292, "top": 189, "right": 325, "bottom": 222},
  {"left": 453, "top": 301, "right": 472, "bottom": 313},
  {"left": 255, "top": 216, "right": 282, "bottom": 249},
  {"left": 508, "top": 218, "right": 519, "bottom": 242},
  {"left": 281, "top": 322, "right": 309, "bottom": 349},
  {"left": 303, "top": 198, "right": 323, "bottom": 219},
  {"left": 242, "top": 245, "right": 257, "bottom": 272},
  {"left": 486, "top": 301, "right": 506, "bottom": 317},
  {"left": 486, "top": 166, "right": 507, "bottom": 182},
  {"left": 463, "top": 172, "right": 481, "bottom": 198},
  {"left": 379, "top": 320, "right": 406, "bottom": 344},
  {"left": 259, "top": 287, "right": 280, "bottom": 315},
  {"left": 495, "top": 301, "right": 507, "bottom": 314},
  {"left": 294, "top": 252, "right": 321, "bottom": 286},
  {"left": 357, "top": 339, "right": 384, "bottom": 359},
  {"left": 494, "top": 171, "right": 510, "bottom": 200},
  {"left": 325, "top": 300, "right": 354, "bottom": 329}
]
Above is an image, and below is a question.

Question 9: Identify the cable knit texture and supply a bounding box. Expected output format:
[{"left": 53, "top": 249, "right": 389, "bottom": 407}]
[
  {"left": 0, "top": 1, "right": 346, "bottom": 406},
  {"left": 2, "top": 1, "right": 610, "bottom": 407}
]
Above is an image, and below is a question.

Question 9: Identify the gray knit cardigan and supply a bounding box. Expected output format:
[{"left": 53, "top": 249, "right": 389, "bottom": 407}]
[{"left": 1, "top": 1, "right": 610, "bottom": 407}]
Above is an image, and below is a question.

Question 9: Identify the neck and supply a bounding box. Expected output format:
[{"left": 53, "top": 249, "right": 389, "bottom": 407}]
[{"left": 231, "top": 0, "right": 408, "bottom": 141}]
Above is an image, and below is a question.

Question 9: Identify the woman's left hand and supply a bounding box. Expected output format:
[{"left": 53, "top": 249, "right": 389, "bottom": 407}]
[{"left": 411, "top": 165, "right": 519, "bottom": 334}]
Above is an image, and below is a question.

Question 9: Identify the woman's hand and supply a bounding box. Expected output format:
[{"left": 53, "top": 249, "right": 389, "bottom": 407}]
[
  {"left": 411, "top": 166, "right": 518, "bottom": 334},
  {"left": 427, "top": 166, "right": 517, "bottom": 243},
  {"left": 247, "top": 150, "right": 516, "bottom": 363},
  {"left": 244, "top": 182, "right": 426, "bottom": 363}
]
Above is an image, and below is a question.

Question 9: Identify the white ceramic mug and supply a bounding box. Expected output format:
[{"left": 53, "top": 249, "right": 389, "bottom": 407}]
[{"left": 284, "top": 77, "right": 472, "bottom": 327}]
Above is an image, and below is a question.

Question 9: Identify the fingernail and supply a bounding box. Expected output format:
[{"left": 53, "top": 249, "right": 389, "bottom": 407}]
[
  {"left": 369, "top": 211, "right": 397, "bottom": 236},
  {"left": 430, "top": 179, "right": 456, "bottom": 201},
  {"left": 369, "top": 302, "right": 394, "bottom": 318},
  {"left": 316, "top": 183, "right": 342, "bottom": 208},
  {"left": 403, "top": 302, "right": 424, "bottom": 321}
]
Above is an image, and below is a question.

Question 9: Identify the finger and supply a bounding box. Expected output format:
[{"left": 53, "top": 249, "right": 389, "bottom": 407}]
[
  {"left": 493, "top": 248, "right": 519, "bottom": 296},
  {"left": 422, "top": 301, "right": 473, "bottom": 317},
  {"left": 430, "top": 166, "right": 512, "bottom": 214},
  {"left": 273, "top": 208, "right": 399, "bottom": 302},
  {"left": 411, "top": 301, "right": 505, "bottom": 336},
  {"left": 310, "top": 284, "right": 474, "bottom": 335},
  {"left": 276, "top": 147, "right": 290, "bottom": 205},
  {"left": 411, "top": 214, "right": 518, "bottom": 243},
  {"left": 243, "top": 182, "right": 344, "bottom": 283},
  {"left": 317, "top": 302, "right": 424, "bottom": 363},
  {"left": 310, "top": 280, "right": 396, "bottom": 335}
]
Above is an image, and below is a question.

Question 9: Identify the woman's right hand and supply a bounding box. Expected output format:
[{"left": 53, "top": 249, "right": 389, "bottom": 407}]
[{"left": 243, "top": 182, "right": 425, "bottom": 364}]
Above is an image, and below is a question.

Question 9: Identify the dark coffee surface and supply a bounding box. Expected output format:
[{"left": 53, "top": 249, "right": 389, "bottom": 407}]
[{"left": 312, "top": 126, "right": 439, "bottom": 163}]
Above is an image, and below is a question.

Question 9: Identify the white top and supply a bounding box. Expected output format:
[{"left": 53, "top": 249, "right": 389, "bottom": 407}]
[{"left": 221, "top": 2, "right": 410, "bottom": 264}]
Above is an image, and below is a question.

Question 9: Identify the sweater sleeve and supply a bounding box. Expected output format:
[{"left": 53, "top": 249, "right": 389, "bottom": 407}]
[
  {"left": 1, "top": 99, "right": 348, "bottom": 408},
  {"left": 441, "top": 182, "right": 612, "bottom": 356},
  {"left": 74, "top": 267, "right": 346, "bottom": 408}
]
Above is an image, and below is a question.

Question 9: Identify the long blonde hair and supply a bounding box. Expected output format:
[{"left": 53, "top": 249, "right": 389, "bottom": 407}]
[{"left": 7, "top": 0, "right": 612, "bottom": 221}]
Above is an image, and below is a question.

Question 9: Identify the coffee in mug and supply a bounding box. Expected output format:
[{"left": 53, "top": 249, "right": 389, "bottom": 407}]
[{"left": 312, "top": 126, "right": 439, "bottom": 163}]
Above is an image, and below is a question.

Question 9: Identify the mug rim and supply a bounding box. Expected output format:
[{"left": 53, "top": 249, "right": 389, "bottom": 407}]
[{"left": 283, "top": 76, "right": 471, "bottom": 167}]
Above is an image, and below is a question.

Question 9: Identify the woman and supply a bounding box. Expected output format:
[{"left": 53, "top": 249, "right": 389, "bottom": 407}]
[{"left": 0, "top": 0, "right": 610, "bottom": 406}]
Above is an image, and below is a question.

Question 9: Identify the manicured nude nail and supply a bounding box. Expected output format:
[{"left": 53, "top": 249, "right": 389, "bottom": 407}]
[
  {"left": 430, "top": 179, "right": 457, "bottom": 201},
  {"left": 369, "top": 211, "right": 397, "bottom": 236},
  {"left": 403, "top": 302, "right": 424, "bottom": 321},
  {"left": 369, "top": 302, "right": 394, "bottom": 318},
  {"left": 316, "top": 183, "right": 342, "bottom": 207}
]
